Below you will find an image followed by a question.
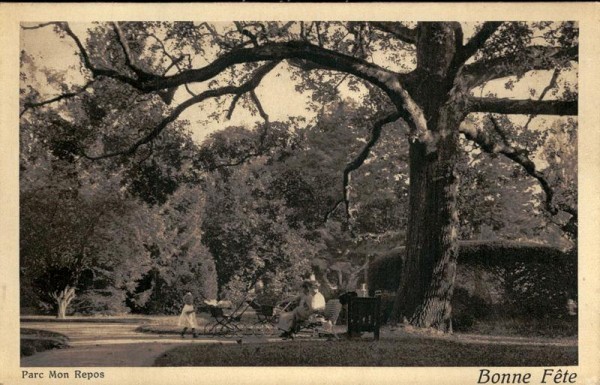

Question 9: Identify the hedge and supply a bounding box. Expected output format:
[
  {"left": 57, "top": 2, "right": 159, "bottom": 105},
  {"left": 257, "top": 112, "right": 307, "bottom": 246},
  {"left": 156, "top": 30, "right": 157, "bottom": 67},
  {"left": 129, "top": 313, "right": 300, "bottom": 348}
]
[{"left": 368, "top": 240, "right": 575, "bottom": 292}]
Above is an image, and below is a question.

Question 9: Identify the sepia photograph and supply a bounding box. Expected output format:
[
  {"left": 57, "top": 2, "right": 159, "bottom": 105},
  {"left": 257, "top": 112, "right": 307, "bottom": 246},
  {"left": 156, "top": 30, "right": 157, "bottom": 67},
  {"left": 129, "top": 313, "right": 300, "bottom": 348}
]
[{"left": 1, "top": 3, "right": 599, "bottom": 385}]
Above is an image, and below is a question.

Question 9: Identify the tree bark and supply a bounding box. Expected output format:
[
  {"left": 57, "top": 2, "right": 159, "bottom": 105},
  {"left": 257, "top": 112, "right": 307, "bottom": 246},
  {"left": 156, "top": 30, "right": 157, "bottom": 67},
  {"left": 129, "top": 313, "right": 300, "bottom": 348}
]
[
  {"left": 393, "top": 127, "right": 461, "bottom": 330},
  {"left": 392, "top": 23, "right": 462, "bottom": 331}
]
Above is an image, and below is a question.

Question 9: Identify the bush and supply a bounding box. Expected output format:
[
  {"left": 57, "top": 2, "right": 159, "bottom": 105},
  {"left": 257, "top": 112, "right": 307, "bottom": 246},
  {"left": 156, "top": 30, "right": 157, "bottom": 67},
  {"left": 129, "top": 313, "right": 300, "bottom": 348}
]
[
  {"left": 502, "top": 260, "right": 577, "bottom": 319},
  {"left": 21, "top": 329, "right": 69, "bottom": 357},
  {"left": 451, "top": 287, "right": 492, "bottom": 331},
  {"left": 377, "top": 291, "right": 397, "bottom": 324},
  {"left": 367, "top": 248, "right": 404, "bottom": 292},
  {"left": 21, "top": 344, "right": 36, "bottom": 356}
]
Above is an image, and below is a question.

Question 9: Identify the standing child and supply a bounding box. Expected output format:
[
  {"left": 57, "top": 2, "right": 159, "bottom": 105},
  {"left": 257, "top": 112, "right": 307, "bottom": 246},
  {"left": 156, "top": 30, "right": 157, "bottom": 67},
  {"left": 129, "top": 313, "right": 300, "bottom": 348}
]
[{"left": 178, "top": 292, "right": 198, "bottom": 338}]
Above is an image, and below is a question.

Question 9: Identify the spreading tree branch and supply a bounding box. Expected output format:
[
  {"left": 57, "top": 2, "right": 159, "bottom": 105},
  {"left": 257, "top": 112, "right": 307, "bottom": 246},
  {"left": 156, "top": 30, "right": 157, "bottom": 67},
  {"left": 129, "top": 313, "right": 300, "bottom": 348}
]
[
  {"left": 460, "top": 44, "right": 578, "bottom": 90},
  {"left": 323, "top": 199, "right": 346, "bottom": 223},
  {"left": 523, "top": 68, "right": 561, "bottom": 130},
  {"left": 369, "top": 22, "right": 418, "bottom": 45},
  {"left": 323, "top": 111, "right": 402, "bottom": 224},
  {"left": 55, "top": 22, "right": 417, "bottom": 116},
  {"left": 249, "top": 90, "right": 271, "bottom": 147},
  {"left": 52, "top": 286, "right": 76, "bottom": 302},
  {"left": 143, "top": 32, "right": 197, "bottom": 97},
  {"left": 234, "top": 21, "right": 259, "bottom": 47},
  {"left": 225, "top": 93, "right": 244, "bottom": 120},
  {"left": 139, "top": 40, "right": 407, "bottom": 96},
  {"left": 22, "top": 22, "right": 60, "bottom": 30},
  {"left": 20, "top": 79, "right": 96, "bottom": 117},
  {"left": 111, "top": 22, "right": 143, "bottom": 76},
  {"left": 468, "top": 97, "right": 577, "bottom": 116},
  {"left": 83, "top": 61, "right": 279, "bottom": 160},
  {"left": 455, "top": 22, "right": 503, "bottom": 64},
  {"left": 249, "top": 90, "right": 270, "bottom": 125},
  {"left": 315, "top": 22, "right": 324, "bottom": 48},
  {"left": 211, "top": 91, "right": 272, "bottom": 171},
  {"left": 48, "top": 24, "right": 426, "bottom": 139},
  {"left": 460, "top": 115, "right": 559, "bottom": 215},
  {"left": 59, "top": 22, "right": 149, "bottom": 88}
]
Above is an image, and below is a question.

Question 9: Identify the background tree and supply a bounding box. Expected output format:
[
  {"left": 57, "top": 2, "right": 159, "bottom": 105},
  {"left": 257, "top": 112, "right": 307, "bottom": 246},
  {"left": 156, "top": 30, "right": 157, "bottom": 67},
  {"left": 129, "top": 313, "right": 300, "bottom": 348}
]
[
  {"left": 19, "top": 55, "right": 218, "bottom": 316},
  {"left": 197, "top": 123, "right": 319, "bottom": 301},
  {"left": 125, "top": 185, "right": 218, "bottom": 314},
  {"left": 196, "top": 101, "right": 410, "bottom": 300},
  {"left": 19, "top": 111, "right": 155, "bottom": 317}
]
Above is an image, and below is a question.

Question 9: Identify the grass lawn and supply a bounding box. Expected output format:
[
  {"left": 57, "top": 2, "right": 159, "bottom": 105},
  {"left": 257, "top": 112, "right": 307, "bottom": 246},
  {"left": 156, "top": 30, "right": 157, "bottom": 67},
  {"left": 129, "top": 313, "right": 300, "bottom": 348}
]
[
  {"left": 468, "top": 318, "right": 578, "bottom": 338},
  {"left": 153, "top": 337, "right": 577, "bottom": 367}
]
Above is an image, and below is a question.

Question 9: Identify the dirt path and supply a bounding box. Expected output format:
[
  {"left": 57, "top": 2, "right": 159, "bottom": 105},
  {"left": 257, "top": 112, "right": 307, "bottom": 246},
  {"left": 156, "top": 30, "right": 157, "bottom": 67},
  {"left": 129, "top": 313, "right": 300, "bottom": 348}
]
[
  {"left": 21, "top": 342, "right": 177, "bottom": 367},
  {"left": 20, "top": 321, "right": 249, "bottom": 367}
]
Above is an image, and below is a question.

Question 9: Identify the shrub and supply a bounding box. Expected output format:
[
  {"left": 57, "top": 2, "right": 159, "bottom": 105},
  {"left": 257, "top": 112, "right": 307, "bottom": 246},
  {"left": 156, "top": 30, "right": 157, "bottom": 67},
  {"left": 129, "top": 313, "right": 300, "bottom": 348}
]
[
  {"left": 451, "top": 287, "right": 492, "bottom": 331},
  {"left": 367, "top": 247, "right": 404, "bottom": 292},
  {"left": 21, "top": 329, "right": 69, "bottom": 357},
  {"left": 21, "top": 344, "right": 36, "bottom": 356},
  {"left": 502, "top": 260, "right": 577, "bottom": 319}
]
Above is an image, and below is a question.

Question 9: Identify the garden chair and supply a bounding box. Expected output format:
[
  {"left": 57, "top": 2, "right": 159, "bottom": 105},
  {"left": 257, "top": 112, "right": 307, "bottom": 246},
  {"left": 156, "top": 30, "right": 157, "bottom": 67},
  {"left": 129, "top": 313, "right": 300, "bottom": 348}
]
[
  {"left": 247, "top": 299, "right": 278, "bottom": 335},
  {"left": 247, "top": 296, "right": 303, "bottom": 335},
  {"left": 203, "top": 300, "right": 251, "bottom": 337}
]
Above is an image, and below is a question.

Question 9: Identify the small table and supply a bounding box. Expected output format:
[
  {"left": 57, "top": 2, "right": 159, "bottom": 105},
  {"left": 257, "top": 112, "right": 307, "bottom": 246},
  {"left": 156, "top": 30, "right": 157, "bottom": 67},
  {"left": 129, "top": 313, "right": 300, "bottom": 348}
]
[{"left": 347, "top": 296, "right": 381, "bottom": 340}]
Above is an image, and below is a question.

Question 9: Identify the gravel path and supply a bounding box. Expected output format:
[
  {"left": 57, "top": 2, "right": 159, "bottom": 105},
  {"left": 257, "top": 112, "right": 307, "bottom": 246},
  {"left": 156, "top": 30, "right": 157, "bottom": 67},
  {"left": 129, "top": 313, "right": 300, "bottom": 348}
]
[{"left": 20, "top": 321, "right": 245, "bottom": 367}]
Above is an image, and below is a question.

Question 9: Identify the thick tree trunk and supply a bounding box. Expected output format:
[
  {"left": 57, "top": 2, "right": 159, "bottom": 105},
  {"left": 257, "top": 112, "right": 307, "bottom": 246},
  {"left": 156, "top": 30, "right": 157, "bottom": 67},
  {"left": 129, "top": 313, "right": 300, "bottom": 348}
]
[
  {"left": 411, "top": 134, "right": 460, "bottom": 331},
  {"left": 52, "top": 286, "right": 76, "bottom": 319},
  {"left": 393, "top": 131, "right": 460, "bottom": 330},
  {"left": 390, "top": 22, "right": 463, "bottom": 332}
]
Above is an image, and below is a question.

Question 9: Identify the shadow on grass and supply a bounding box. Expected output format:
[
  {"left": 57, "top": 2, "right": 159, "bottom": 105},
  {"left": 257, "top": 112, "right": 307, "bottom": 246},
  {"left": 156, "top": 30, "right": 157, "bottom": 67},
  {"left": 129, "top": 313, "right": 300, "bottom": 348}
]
[
  {"left": 21, "top": 328, "right": 70, "bottom": 357},
  {"left": 154, "top": 337, "right": 577, "bottom": 367}
]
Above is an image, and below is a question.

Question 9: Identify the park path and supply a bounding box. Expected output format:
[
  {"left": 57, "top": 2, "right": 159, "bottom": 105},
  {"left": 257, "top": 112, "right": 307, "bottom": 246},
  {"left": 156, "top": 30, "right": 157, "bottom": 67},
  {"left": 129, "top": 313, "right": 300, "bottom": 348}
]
[{"left": 20, "top": 321, "right": 255, "bottom": 367}]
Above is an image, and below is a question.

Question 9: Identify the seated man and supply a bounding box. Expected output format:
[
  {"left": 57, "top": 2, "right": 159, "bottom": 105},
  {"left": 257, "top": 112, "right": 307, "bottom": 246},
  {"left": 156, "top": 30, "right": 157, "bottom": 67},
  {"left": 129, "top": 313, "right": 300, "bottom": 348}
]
[{"left": 278, "top": 280, "right": 325, "bottom": 339}]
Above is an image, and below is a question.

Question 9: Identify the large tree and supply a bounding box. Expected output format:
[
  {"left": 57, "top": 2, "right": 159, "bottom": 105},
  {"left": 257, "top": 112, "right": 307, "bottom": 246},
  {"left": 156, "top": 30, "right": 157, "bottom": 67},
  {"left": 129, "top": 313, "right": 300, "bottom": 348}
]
[{"left": 20, "top": 21, "right": 577, "bottom": 330}]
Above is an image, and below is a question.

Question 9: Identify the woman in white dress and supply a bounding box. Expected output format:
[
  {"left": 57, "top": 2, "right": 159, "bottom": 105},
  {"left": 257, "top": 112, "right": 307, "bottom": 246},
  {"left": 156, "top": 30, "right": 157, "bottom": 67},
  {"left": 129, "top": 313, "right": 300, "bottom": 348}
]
[
  {"left": 278, "top": 280, "right": 325, "bottom": 339},
  {"left": 178, "top": 292, "right": 198, "bottom": 338}
]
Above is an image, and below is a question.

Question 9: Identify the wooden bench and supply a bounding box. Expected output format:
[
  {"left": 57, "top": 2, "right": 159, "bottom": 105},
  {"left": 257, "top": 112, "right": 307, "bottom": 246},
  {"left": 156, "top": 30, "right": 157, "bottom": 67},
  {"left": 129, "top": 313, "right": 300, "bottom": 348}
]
[{"left": 347, "top": 296, "right": 381, "bottom": 340}]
